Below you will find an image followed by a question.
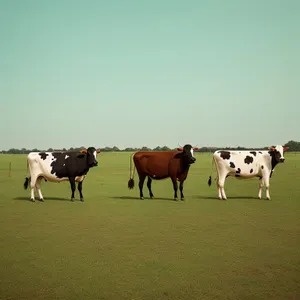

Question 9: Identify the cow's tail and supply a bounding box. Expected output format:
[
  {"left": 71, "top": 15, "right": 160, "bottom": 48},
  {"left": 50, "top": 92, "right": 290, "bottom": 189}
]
[
  {"left": 24, "top": 158, "right": 30, "bottom": 190},
  {"left": 208, "top": 154, "right": 216, "bottom": 187},
  {"left": 128, "top": 153, "right": 136, "bottom": 189}
]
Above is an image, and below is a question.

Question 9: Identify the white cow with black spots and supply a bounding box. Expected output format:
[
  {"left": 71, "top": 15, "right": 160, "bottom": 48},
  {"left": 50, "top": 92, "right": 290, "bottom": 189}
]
[
  {"left": 23, "top": 147, "right": 100, "bottom": 202},
  {"left": 208, "top": 145, "right": 288, "bottom": 200}
]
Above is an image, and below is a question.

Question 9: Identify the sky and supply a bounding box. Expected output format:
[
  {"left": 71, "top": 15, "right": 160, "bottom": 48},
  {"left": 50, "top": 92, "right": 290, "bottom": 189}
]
[{"left": 0, "top": 0, "right": 299, "bottom": 150}]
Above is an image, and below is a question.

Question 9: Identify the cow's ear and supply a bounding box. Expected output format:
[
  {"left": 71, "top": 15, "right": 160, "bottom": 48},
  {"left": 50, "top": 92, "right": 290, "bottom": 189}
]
[
  {"left": 283, "top": 146, "right": 289, "bottom": 151},
  {"left": 96, "top": 149, "right": 100, "bottom": 153},
  {"left": 177, "top": 148, "right": 183, "bottom": 151},
  {"left": 80, "top": 149, "right": 87, "bottom": 153},
  {"left": 77, "top": 153, "right": 85, "bottom": 159}
]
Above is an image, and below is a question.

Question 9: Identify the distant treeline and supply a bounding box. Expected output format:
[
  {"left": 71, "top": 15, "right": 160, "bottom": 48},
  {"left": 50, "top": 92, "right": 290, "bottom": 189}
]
[{"left": 1, "top": 140, "right": 299, "bottom": 154}]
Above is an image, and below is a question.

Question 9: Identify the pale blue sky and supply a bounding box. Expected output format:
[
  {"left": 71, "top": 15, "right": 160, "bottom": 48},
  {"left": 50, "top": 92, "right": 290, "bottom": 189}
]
[{"left": 0, "top": 0, "right": 299, "bottom": 150}]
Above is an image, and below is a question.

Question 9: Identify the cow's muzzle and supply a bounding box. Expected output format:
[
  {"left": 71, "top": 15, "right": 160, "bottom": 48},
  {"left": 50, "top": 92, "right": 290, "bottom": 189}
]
[
  {"left": 190, "top": 157, "right": 196, "bottom": 164},
  {"left": 280, "top": 158, "right": 285, "bottom": 162}
]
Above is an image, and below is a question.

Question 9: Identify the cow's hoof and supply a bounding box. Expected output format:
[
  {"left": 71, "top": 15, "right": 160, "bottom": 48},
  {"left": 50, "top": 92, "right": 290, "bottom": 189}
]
[
  {"left": 258, "top": 196, "right": 262, "bottom": 200},
  {"left": 140, "top": 197, "right": 144, "bottom": 200},
  {"left": 30, "top": 198, "right": 35, "bottom": 202},
  {"left": 218, "top": 197, "right": 222, "bottom": 200},
  {"left": 150, "top": 196, "right": 154, "bottom": 199},
  {"left": 223, "top": 198, "right": 227, "bottom": 200},
  {"left": 71, "top": 198, "right": 75, "bottom": 202},
  {"left": 39, "top": 198, "right": 44, "bottom": 202},
  {"left": 80, "top": 198, "right": 84, "bottom": 202},
  {"left": 181, "top": 198, "right": 185, "bottom": 201},
  {"left": 266, "top": 197, "right": 270, "bottom": 200},
  {"left": 174, "top": 198, "right": 178, "bottom": 201}
]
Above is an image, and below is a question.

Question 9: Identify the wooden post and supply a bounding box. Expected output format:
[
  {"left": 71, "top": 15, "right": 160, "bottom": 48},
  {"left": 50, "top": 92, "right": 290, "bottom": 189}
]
[{"left": 8, "top": 162, "right": 11, "bottom": 177}]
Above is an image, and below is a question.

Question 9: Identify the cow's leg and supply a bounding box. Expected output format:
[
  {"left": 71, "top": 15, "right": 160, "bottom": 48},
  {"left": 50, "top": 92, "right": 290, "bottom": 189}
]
[
  {"left": 78, "top": 181, "right": 84, "bottom": 202},
  {"left": 217, "top": 171, "right": 227, "bottom": 200},
  {"left": 217, "top": 182, "right": 222, "bottom": 199},
  {"left": 215, "top": 175, "right": 222, "bottom": 199},
  {"left": 179, "top": 181, "right": 185, "bottom": 200},
  {"left": 69, "top": 177, "right": 76, "bottom": 201},
  {"left": 147, "top": 177, "right": 154, "bottom": 199},
  {"left": 171, "top": 178, "right": 178, "bottom": 200},
  {"left": 35, "top": 177, "right": 44, "bottom": 202},
  {"left": 29, "top": 175, "right": 38, "bottom": 202},
  {"left": 258, "top": 177, "right": 263, "bottom": 199},
  {"left": 221, "top": 187, "right": 227, "bottom": 200},
  {"left": 138, "top": 174, "right": 146, "bottom": 199},
  {"left": 264, "top": 176, "right": 271, "bottom": 200}
]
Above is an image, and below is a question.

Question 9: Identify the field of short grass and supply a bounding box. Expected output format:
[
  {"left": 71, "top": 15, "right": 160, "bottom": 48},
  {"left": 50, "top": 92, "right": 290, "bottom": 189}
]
[{"left": 0, "top": 152, "right": 299, "bottom": 300}]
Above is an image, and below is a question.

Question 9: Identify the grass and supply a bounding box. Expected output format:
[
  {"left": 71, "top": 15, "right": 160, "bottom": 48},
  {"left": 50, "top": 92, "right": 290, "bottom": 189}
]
[{"left": 0, "top": 152, "right": 299, "bottom": 300}]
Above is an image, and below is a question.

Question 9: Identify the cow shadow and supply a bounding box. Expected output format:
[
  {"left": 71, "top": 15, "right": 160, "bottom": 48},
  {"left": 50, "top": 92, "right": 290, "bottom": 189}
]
[
  {"left": 226, "top": 196, "right": 259, "bottom": 200},
  {"left": 193, "top": 195, "right": 260, "bottom": 200},
  {"left": 110, "top": 196, "right": 176, "bottom": 201},
  {"left": 191, "top": 195, "right": 222, "bottom": 200},
  {"left": 13, "top": 196, "right": 71, "bottom": 202}
]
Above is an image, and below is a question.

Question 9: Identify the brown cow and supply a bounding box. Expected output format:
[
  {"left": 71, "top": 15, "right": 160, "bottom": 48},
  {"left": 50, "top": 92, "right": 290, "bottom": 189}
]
[{"left": 127, "top": 144, "right": 198, "bottom": 200}]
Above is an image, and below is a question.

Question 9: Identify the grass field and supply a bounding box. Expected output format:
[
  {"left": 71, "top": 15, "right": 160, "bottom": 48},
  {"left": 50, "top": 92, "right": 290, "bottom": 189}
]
[{"left": 0, "top": 152, "right": 299, "bottom": 300}]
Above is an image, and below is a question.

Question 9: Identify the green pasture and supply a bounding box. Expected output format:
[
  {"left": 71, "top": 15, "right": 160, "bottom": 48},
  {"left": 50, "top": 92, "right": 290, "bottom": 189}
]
[{"left": 0, "top": 152, "right": 299, "bottom": 300}]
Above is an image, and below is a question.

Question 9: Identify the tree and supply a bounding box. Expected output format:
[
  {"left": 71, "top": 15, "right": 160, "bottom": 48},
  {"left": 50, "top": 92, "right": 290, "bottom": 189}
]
[
  {"left": 2, "top": 141, "right": 300, "bottom": 153},
  {"left": 161, "top": 146, "right": 171, "bottom": 151},
  {"left": 284, "top": 140, "right": 300, "bottom": 151},
  {"left": 140, "top": 146, "right": 151, "bottom": 151}
]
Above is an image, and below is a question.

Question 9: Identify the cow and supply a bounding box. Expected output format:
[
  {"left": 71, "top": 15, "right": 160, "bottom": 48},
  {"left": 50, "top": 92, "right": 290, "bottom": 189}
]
[
  {"left": 127, "top": 144, "right": 198, "bottom": 200},
  {"left": 23, "top": 147, "right": 100, "bottom": 202},
  {"left": 207, "top": 145, "right": 288, "bottom": 200}
]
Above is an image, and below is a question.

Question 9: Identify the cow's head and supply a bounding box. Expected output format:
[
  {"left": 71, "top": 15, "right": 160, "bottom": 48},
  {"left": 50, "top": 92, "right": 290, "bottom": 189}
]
[
  {"left": 80, "top": 147, "right": 100, "bottom": 167},
  {"left": 177, "top": 144, "right": 198, "bottom": 164},
  {"left": 268, "top": 145, "right": 288, "bottom": 163}
]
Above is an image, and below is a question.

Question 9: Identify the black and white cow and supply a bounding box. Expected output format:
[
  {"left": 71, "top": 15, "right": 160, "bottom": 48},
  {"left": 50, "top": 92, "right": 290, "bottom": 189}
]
[
  {"left": 23, "top": 147, "right": 100, "bottom": 202},
  {"left": 208, "top": 145, "right": 288, "bottom": 200}
]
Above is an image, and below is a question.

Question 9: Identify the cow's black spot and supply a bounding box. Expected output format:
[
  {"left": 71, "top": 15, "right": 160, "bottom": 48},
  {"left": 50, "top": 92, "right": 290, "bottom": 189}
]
[
  {"left": 250, "top": 151, "right": 256, "bottom": 156},
  {"left": 250, "top": 169, "right": 253, "bottom": 173},
  {"left": 220, "top": 151, "right": 231, "bottom": 160},
  {"left": 259, "top": 151, "right": 262, "bottom": 154},
  {"left": 244, "top": 155, "right": 253, "bottom": 164},
  {"left": 49, "top": 147, "right": 98, "bottom": 179},
  {"left": 51, "top": 153, "right": 87, "bottom": 178},
  {"left": 261, "top": 165, "right": 264, "bottom": 169},
  {"left": 50, "top": 153, "right": 69, "bottom": 177},
  {"left": 39, "top": 152, "right": 48, "bottom": 160},
  {"left": 235, "top": 168, "right": 241, "bottom": 177},
  {"left": 229, "top": 162, "right": 235, "bottom": 168}
]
